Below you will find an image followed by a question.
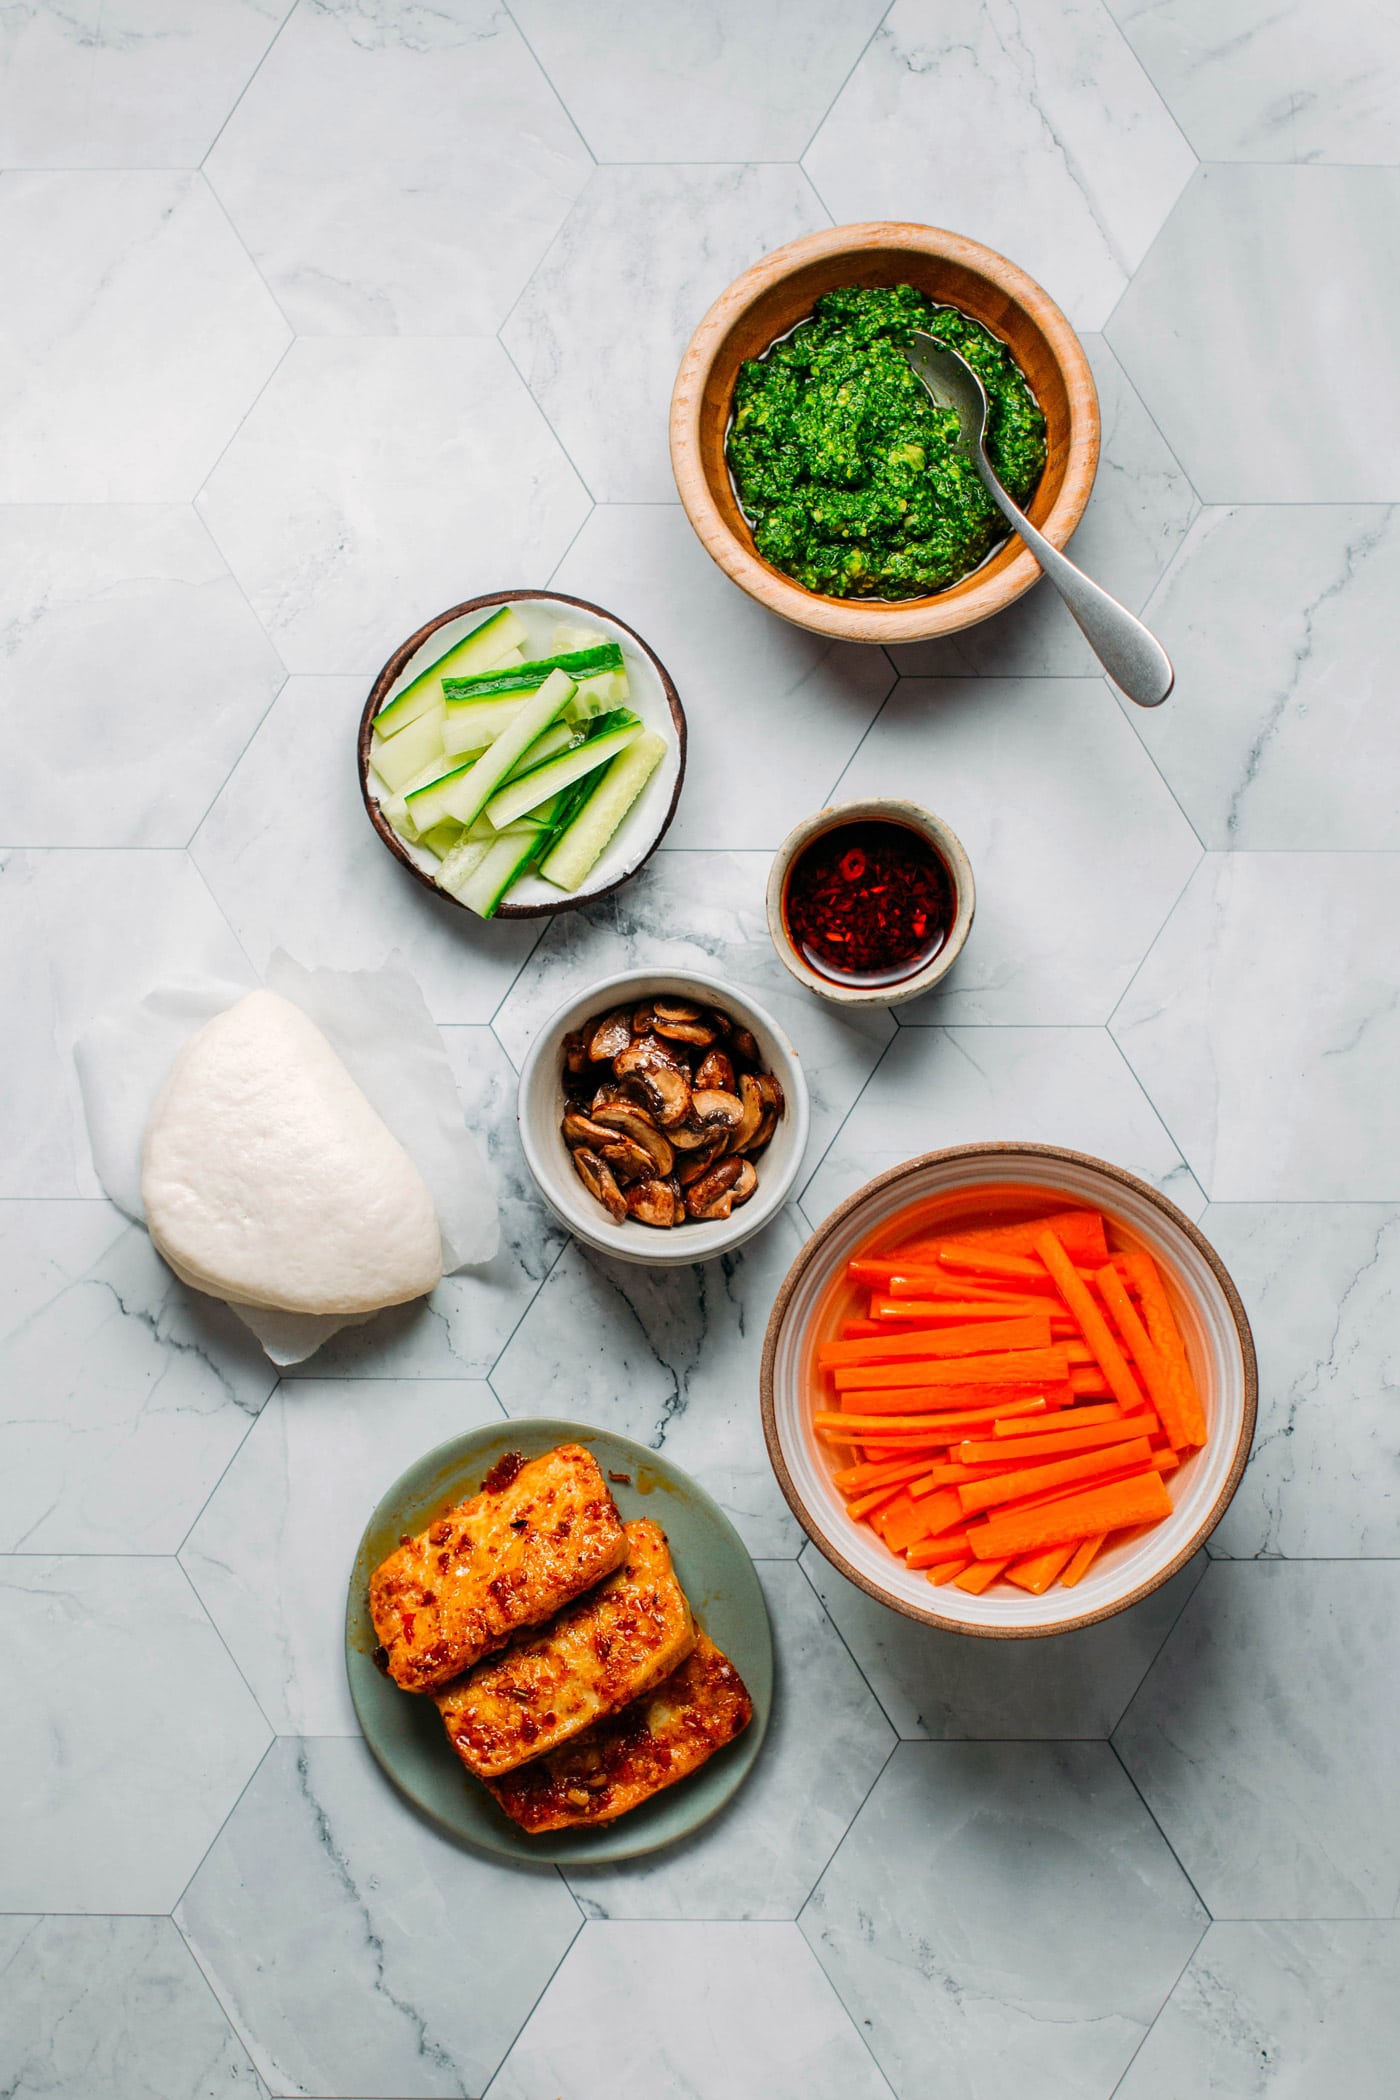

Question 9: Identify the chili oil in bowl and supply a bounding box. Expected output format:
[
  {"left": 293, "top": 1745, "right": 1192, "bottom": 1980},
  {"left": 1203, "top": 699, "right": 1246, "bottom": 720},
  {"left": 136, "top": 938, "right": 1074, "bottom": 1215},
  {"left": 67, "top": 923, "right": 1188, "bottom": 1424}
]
[{"left": 766, "top": 799, "right": 975, "bottom": 1009}]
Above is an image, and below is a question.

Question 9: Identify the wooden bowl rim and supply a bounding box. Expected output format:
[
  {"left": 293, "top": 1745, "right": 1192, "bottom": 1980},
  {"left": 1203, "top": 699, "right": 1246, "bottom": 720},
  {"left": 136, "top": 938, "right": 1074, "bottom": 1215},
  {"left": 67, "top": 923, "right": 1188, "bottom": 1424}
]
[
  {"left": 759, "top": 1142, "right": 1258, "bottom": 1640},
  {"left": 670, "top": 221, "right": 1101, "bottom": 644},
  {"left": 357, "top": 590, "right": 687, "bottom": 920}
]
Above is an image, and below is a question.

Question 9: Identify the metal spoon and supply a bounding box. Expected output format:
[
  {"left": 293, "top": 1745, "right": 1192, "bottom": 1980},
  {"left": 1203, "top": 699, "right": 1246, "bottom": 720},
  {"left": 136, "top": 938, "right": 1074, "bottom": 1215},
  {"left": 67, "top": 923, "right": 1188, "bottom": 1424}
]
[{"left": 904, "top": 330, "right": 1174, "bottom": 708}]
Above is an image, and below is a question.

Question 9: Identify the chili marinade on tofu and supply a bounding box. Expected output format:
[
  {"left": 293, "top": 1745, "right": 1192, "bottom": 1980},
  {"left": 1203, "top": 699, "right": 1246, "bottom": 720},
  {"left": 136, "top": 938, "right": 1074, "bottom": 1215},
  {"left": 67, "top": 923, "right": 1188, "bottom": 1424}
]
[
  {"left": 726, "top": 283, "right": 1047, "bottom": 600},
  {"left": 485, "top": 1631, "right": 754, "bottom": 1833},
  {"left": 435, "top": 1518, "right": 695, "bottom": 1779},
  {"left": 368, "top": 1444, "right": 627, "bottom": 1694}
]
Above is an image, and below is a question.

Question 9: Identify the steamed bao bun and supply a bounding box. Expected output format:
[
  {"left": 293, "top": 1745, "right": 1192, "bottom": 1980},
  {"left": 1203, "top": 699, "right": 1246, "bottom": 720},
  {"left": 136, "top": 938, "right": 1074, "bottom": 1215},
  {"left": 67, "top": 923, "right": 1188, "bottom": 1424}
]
[{"left": 141, "top": 990, "right": 443, "bottom": 1316}]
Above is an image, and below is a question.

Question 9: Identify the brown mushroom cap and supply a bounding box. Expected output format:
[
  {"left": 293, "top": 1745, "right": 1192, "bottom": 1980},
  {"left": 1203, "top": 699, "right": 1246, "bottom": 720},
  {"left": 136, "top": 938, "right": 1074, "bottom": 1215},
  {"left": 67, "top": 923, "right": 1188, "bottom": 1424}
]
[
  {"left": 625, "top": 1176, "right": 681, "bottom": 1228},
  {"left": 571, "top": 1147, "right": 627, "bottom": 1223},
  {"left": 690, "top": 1088, "right": 745, "bottom": 1134},
  {"left": 729, "top": 1160, "right": 758, "bottom": 1207},
  {"left": 595, "top": 1132, "right": 659, "bottom": 1184},
  {"left": 730, "top": 1072, "right": 765, "bottom": 1152},
  {"left": 588, "top": 1100, "right": 674, "bottom": 1175},
  {"left": 684, "top": 1154, "right": 746, "bottom": 1221},
  {"left": 588, "top": 1009, "right": 633, "bottom": 1062},
  {"left": 675, "top": 1135, "right": 726, "bottom": 1186},
  {"left": 613, "top": 1039, "right": 692, "bottom": 1127},
  {"left": 694, "top": 1047, "right": 736, "bottom": 1093}
]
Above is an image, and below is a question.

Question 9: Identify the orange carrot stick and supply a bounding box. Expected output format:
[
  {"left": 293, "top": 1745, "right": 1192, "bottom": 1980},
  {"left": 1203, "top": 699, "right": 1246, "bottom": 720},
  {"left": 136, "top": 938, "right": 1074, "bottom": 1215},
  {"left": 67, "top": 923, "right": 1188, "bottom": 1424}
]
[
  {"left": 833, "top": 1455, "right": 933, "bottom": 1492},
  {"left": 984, "top": 1444, "right": 1178, "bottom": 1522},
  {"left": 953, "top": 1558, "right": 1011, "bottom": 1593},
  {"left": 1060, "top": 1534, "right": 1107, "bottom": 1587},
  {"left": 818, "top": 1314, "right": 1051, "bottom": 1369},
  {"left": 848, "top": 1480, "right": 914, "bottom": 1521},
  {"left": 879, "top": 1491, "right": 935, "bottom": 1553},
  {"left": 955, "top": 1415, "right": 1160, "bottom": 1467},
  {"left": 832, "top": 1346, "right": 1069, "bottom": 1393},
  {"left": 993, "top": 1400, "right": 1129, "bottom": 1438},
  {"left": 935, "top": 1248, "right": 1103, "bottom": 1289},
  {"left": 957, "top": 1436, "right": 1155, "bottom": 1516},
  {"left": 897, "top": 1209, "right": 1109, "bottom": 1265},
  {"left": 907, "top": 1528, "right": 975, "bottom": 1566},
  {"left": 1094, "top": 1263, "right": 1196, "bottom": 1450},
  {"left": 839, "top": 1381, "right": 1055, "bottom": 1414},
  {"left": 1121, "top": 1252, "right": 1207, "bottom": 1447},
  {"left": 1069, "top": 1367, "right": 1113, "bottom": 1397},
  {"left": 969, "top": 1472, "right": 1172, "bottom": 1559},
  {"left": 1005, "top": 1545, "right": 1076, "bottom": 1594},
  {"left": 925, "top": 1557, "right": 973, "bottom": 1586},
  {"left": 1033, "top": 1229, "right": 1146, "bottom": 1415},
  {"left": 869, "top": 1294, "right": 1055, "bottom": 1323}
]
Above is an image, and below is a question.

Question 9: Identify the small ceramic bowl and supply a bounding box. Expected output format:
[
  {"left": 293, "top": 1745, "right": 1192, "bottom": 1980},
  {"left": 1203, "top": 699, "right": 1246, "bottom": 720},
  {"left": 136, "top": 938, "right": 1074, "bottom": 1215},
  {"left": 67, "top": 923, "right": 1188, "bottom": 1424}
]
[
  {"left": 670, "top": 221, "right": 1099, "bottom": 645},
  {"left": 359, "top": 590, "right": 686, "bottom": 918},
  {"left": 761, "top": 1145, "right": 1257, "bottom": 1638},
  {"left": 765, "top": 798, "right": 975, "bottom": 1009},
  {"left": 518, "top": 969, "right": 810, "bottom": 1268}
]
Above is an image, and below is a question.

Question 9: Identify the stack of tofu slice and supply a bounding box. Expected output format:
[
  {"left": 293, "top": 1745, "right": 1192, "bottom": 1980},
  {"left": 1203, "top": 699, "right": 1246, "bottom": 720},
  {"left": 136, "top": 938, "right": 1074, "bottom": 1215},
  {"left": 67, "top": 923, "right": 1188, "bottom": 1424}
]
[{"left": 368, "top": 1444, "right": 752, "bottom": 1833}]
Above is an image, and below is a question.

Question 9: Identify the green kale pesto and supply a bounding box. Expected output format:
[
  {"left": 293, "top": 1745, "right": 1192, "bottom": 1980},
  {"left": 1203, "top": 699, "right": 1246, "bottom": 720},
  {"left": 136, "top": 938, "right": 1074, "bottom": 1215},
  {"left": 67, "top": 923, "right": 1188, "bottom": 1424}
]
[{"left": 727, "top": 283, "right": 1047, "bottom": 600}]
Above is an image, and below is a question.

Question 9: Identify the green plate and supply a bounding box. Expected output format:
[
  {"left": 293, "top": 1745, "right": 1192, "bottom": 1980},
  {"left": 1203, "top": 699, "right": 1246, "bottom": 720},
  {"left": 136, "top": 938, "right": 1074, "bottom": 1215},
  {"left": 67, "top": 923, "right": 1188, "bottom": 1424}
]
[{"left": 345, "top": 1417, "right": 773, "bottom": 1864}]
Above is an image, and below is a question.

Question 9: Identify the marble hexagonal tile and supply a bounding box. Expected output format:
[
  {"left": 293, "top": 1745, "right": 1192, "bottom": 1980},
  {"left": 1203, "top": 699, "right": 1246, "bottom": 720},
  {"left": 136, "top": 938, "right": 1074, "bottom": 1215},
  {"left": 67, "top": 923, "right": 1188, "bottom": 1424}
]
[
  {"left": 1115, "top": 1560, "right": 1400, "bottom": 1917},
  {"left": 0, "top": 1556, "right": 271, "bottom": 1913},
  {"left": 549, "top": 505, "right": 894, "bottom": 850},
  {"left": 280, "top": 1027, "right": 567, "bottom": 1378},
  {"left": 0, "top": 1914, "right": 268, "bottom": 2100},
  {"left": 1200, "top": 1205, "right": 1400, "bottom": 1560},
  {"left": 1115, "top": 1921, "right": 1400, "bottom": 2100},
  {"left": 190, "top": 678, "right": 540, "bottom": 1024},
  {"left": 1108, "top": 165, "right": 1400, "bottom": 502},
  {"left": 0, "top": 171, "right": 290, "bottom": 502},
  {"left": 0, "top": 849, "right": 254, "bottom": 1199},
  {"left": 802, "top": 0, "right": 1195, "bottom": 331},
  {"left": 891, "top": 337, "right": 1200, "bottom": 680},
  {"left": 802, "top": 1546, "right": 1206, "bottom": 1740},
  {"left": 205, "top": 0, "right": 589, "bottom": 336},
  {"left": 175, "top": 1736, "right": 581, "bottom": 2099},
  {"left": 803, "top": 1024, "right": 1204, "bottom": 1228},
  {"left": 500, "top": 164, "right": 830, "bottom": 501},
  {"left": 0, "top": 1205, "right": 275, "bottom": 1555},
  {"left": 490, "top": 849, "right": 894, "bottom": 1173},
  {"left": 492, "top": 1215, "right": 810, "bottom": 1559},
  {"left": 1105, "top": 0, "right": 1400, "bottom": 165},
  {"left": 802, "top": 1742, "right": 1205, "bottom": 2100},
  {"left": 563, "top": 1563, "right": 895, "bottom": 1922},
  {"left": 509, "top": 0, "right": 889, "bottom": 161},
  {"left": 486, "top": 1921, "right": 895, "bottom": 2100},
  {"left": 182, "top": 1377, "right": 501, "bottom": 1735},
  {"left": 196, "top": 339, "right": 589, "bottom": 674},
  {"left": 1127, "top": 505, "right": 1400, "bottom": 849},
  {"left": 1111, "top": 853, "right": 1400, "bottom": 1201},
  {"left": 829, "top": 676, "right": 1201, "bottom": 1024},
  {"left": 0, "top": 506, "right": 284, "bottom": 848}
]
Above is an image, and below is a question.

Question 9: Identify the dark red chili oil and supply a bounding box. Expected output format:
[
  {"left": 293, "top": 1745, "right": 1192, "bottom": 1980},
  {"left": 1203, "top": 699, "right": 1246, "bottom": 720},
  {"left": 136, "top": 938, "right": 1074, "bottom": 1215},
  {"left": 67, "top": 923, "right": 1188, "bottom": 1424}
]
[{"left": 782, "top": 818, "right": 957, "bottom": 988}]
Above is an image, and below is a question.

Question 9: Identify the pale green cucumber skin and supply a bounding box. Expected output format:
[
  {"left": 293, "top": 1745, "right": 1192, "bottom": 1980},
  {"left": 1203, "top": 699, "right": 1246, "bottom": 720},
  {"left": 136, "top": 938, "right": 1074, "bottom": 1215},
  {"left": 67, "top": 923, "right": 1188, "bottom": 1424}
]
[
  {"left": 372, "top": 606, "right": 526, "bottom": 735},
  {"left": 369, "top": 702, "right": 446, "bottom": 790},
  {"left": 441, "top": 642, "right": 622, "bottom": 705},
  {"left": 540, "top": 729, "right": 666, "bottom": 892},
  {"left": 436, "top": 668, "right": 576, "bottom": 831},
  {"left": 441, "top": 696, "right": 525, "bottom": 757},
  {"left": 402, "top": 753, "right": 477, "bottom": 832},
  {"left": 499, "top": 719, "right": 578, "bottom": 784},
  {"left": 453, "top": 827, "right": 543, "bottom": 917},
  {"left": 484, "top": 723, "right": 640, "bottom": 830}
]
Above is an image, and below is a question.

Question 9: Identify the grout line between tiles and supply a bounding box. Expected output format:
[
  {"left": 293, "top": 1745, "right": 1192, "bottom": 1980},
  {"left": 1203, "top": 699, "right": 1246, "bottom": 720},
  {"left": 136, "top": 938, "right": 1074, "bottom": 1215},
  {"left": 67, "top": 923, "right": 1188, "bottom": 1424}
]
[
  {"left": 796, "top": 0, "right": 899, "bottom": 166},
  {"left": 500, "top": 3, "right": 599, "bottom": 169},
  {"left": 168, "top": 1736, "right": 278, "bottom": 1922},
  {"left": 171, "top": 1551, "right": 279, "bottom": 1738},
  {"left": 495, "top": 332, "right": 599, "bottom": 506},
  {"left": 1107, "top": 1737, "right": 1213, "bottom": 1919},
  {"left": 198, "top": 3, "right": 297, "bottom": 171},
  {"left": 1106, "top": 1917, "right": 1211, "bottom": 2098},
  {"left": 478, "top": 1897, "right": 588, "bottom": 2098}
]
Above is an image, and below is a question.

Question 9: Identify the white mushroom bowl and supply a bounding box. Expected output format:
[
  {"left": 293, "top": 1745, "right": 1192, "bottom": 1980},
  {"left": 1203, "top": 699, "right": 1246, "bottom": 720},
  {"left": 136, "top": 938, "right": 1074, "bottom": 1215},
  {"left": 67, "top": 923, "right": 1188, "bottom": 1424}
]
[{"left": 517, "top": 969, "right": 810, "bottom": 1268}]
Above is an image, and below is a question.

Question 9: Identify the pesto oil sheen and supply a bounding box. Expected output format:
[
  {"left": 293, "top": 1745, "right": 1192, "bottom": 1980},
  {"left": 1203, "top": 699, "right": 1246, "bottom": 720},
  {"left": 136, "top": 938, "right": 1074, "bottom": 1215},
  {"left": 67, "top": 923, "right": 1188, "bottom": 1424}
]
[{"left": 726, "top": 284, "right": 1047, "bottom": 600}]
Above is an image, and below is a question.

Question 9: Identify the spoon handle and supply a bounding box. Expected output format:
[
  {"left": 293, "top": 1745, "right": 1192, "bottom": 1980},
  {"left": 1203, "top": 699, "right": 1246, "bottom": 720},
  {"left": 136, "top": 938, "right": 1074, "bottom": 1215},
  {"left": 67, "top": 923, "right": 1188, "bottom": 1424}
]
[{"left": 977, "top": 466, "right": 1174, "bottom": 708}]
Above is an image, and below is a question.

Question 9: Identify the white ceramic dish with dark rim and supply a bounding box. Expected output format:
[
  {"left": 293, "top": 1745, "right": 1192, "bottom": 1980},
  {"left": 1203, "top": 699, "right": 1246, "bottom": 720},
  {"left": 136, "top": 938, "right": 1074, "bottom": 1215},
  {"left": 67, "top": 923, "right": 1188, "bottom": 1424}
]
[
  {"left": 761, "top": 1144, "right": 1257, "bottom": 1637},
  {"left": 358, "top": 590, "right": 686, "bottom": 919},
  {"left": 765, "top": 796, "right": 976, "bottom": 1009},
  {"left": 518, "top": 968, "right": 810, "bottom": 1268}
]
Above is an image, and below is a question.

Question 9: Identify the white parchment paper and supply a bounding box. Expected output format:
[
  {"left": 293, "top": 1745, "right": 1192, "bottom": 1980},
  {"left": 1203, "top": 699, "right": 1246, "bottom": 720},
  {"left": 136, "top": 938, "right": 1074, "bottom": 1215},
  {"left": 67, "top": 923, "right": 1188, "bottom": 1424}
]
[{"left": 73, "top": 950, "right": 499, "bottom": 1365}]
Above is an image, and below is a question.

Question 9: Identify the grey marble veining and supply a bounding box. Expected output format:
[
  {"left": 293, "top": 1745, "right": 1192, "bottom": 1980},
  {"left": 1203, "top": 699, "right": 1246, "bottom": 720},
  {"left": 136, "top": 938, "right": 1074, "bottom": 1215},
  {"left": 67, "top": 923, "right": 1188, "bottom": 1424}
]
[{"left": 1, "top": 6, "right": 1395, "bottom": 2092}]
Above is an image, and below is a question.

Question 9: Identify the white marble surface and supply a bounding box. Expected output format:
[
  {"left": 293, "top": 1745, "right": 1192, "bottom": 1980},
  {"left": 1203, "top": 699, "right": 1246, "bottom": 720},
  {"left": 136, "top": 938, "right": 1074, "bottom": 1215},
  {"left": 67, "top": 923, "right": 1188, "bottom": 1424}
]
[
  {"left": 1112, "top": 853, "right": 1400, "bottom": 1201},
  {"left": 3, "top": 6, "right": 1396, "bottom": 2095},
  {"left": 487, "top": 1922, "right": 896, "bottom": 2100}
]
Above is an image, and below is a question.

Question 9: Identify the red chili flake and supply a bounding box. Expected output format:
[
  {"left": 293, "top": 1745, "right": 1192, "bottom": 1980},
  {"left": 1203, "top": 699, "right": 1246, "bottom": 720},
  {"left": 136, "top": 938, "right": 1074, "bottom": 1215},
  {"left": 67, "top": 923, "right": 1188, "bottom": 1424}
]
[{"left": 783, "top": 819, "right": 956, "bottom": 989}]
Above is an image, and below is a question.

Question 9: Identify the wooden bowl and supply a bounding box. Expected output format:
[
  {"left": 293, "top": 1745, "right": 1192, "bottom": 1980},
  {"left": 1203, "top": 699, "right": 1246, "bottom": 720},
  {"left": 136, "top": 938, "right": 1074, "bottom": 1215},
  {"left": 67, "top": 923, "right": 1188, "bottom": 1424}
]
[
  {"left": 670, "top": 223, "right": 1100, "bottom": 644},
  {"left": 761, "top": 1145, "right": 1257, "bottom": 1638},
  {"left": 358, "top": 590, "right": 686, "bottom": 920}
]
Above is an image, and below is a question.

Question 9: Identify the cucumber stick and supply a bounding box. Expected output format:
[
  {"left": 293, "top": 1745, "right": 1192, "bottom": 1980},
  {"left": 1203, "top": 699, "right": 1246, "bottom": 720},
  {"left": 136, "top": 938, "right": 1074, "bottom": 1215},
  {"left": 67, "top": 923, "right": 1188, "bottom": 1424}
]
[
  {"left": 430, "top": 668, "right": 577, "bottom": 831},
  {"left": 485, "top": 722, "right": 640, "bottom": 830},
  {"left": 442, "top": 642, "right": 622, "bottom": 704},
  {"left": 372, "top": 606, "right": 527, "bottom": 736},
  {"left": 370, "top": 703, "right": 445, "bottom": 791},
  {"left": 451, "top": 826, "right": 544, "bottom": 918},
  {"left": 540, "top": 729, "right": 666, "bottom": 892},
  {"left": 402, "top": 754, "right": 476, "bottom": 831},
  {"left": 441, "top": 695, "right": 524, "bottom": 757}
]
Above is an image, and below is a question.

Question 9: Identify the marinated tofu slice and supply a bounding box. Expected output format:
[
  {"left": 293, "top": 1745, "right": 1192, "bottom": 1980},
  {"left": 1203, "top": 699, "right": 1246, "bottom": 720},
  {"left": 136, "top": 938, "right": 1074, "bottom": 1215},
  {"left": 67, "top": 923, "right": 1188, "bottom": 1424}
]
[
  {"left": 485, "top": 1631, "right": 753, "bottom": 1833},
  {"left": 368, "top": 1444, "right": 626, "bottom": 1693},
  {"left": 436, "top": 1519, "right": 694, "bottom": 1779}
]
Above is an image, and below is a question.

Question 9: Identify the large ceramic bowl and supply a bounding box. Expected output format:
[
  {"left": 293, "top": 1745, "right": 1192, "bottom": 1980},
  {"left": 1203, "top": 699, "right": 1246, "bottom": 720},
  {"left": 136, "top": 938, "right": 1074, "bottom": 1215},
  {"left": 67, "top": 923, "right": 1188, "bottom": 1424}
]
[
  {"left": 670, "top": 221, "right": 1099, "bottom": 644},
  {"left": 518, "top": 968, "right": 810, "bottom": 1268},
  {"left": 761, "top": 1144, "right": 1256, "bottom": 1637},
  {"left": 359, "top": 590, "right": 686, "bottom": 918}
]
